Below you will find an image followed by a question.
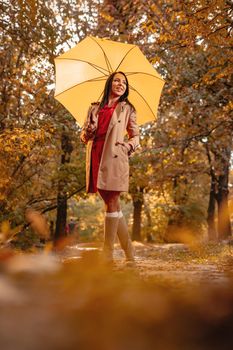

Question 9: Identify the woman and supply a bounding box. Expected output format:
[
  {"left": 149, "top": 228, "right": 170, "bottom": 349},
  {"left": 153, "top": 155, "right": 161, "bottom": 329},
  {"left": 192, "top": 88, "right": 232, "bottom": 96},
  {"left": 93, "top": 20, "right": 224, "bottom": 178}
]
[{"left": 80, "top": 71, "right": 140, "bottom": 263}]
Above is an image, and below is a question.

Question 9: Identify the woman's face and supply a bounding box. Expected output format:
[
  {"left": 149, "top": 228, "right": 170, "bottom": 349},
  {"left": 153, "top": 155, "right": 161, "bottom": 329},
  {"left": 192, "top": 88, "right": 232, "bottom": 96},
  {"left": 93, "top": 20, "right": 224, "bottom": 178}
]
[{"left": 110, "top": 73, "right": 127, "bottom": 98}]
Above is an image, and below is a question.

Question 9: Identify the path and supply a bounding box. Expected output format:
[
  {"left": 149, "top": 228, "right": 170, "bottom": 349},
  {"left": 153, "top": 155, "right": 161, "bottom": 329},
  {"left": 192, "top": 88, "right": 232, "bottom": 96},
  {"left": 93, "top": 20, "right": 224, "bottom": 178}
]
[
  {"left": 1, "top": 242, "right": 233, "bottom": 350},
  {"left": 61, "top": 241, "right": 233, "bottom": 285}
]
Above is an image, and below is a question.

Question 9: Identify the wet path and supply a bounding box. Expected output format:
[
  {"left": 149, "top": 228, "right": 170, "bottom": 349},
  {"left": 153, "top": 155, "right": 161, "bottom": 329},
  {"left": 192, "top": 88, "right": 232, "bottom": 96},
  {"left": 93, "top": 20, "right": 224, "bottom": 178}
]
[
  {"left": 61, "top": 241, "right": 232, "bottom": 285},
  {"left": 1, "top": 242, "right": 233, "bottom": 350}
]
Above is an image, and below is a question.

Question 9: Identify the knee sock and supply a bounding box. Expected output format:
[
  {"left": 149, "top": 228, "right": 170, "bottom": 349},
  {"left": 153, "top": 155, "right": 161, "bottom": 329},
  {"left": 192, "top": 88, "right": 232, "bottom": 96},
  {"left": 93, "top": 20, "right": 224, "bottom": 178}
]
[
  {"left": 103, "top": 211, "right": 119, "bottom": 260},
  {"left": 117, "top": 210, "right": 135, "bottom": 260}
]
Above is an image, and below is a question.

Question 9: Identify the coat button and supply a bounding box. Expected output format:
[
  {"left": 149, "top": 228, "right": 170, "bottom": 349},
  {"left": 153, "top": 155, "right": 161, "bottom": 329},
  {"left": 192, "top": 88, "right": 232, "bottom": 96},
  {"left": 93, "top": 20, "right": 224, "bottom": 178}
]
[{"left": 114, "top": 155, "right": 118, "bottom": 158}]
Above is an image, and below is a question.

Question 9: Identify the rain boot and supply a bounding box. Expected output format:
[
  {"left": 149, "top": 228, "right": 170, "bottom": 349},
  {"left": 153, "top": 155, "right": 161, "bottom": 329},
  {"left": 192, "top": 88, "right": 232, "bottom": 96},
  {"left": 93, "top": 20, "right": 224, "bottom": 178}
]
[
  {"left": 117, "top": 211, "right": 135, "bottom": 263},
  {"left": 103, "top": 211, "right": 119, "bottom": 263}
]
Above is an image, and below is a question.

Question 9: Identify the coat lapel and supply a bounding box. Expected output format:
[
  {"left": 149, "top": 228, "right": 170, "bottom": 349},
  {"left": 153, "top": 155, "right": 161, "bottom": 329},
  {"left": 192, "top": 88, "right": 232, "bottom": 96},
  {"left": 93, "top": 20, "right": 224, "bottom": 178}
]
[
  {"left": 105, "top": 101, "right": 126, "bottom": 139},
  {"left": 90, "top": 101, "right": 126, "bottom": 140}
]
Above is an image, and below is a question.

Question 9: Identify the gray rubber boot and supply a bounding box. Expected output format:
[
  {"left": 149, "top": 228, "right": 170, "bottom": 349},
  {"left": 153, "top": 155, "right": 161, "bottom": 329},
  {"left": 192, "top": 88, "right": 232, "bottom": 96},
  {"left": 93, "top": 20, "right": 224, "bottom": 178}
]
[
  {"left": 103, "top": 212, "right": 119, "bottom": 263},
  {"left": 117, "top": 212, "right": 135, "bottom": 261}
]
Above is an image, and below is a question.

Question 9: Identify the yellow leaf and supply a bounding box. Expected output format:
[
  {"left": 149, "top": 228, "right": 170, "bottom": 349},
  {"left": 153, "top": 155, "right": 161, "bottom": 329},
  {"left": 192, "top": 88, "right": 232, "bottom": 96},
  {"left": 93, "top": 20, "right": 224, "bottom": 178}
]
[{"left": 0, "top": 221, "right": 11, "bottom": 237}]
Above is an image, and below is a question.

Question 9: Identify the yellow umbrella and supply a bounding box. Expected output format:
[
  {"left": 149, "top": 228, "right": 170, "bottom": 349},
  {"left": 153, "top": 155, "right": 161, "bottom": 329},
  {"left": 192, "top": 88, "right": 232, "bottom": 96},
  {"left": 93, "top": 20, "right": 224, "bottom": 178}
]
[{"left": 54, "top": 36, "right": 165, "bottom": 126}]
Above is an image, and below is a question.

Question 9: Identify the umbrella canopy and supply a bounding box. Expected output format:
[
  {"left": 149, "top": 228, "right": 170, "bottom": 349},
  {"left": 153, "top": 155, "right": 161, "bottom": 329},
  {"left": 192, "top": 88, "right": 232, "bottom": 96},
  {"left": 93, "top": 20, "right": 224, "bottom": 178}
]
[{"left": 54, "top": 36, "right": 165, "bottom": 126}]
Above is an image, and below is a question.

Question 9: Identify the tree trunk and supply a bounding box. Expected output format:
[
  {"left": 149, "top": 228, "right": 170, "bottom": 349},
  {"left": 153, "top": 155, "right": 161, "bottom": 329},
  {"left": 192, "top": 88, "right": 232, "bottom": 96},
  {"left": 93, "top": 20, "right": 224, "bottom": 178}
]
[
  {"left": 216, "top": 166, "right": 231, "bottom": 240},
  {"left": 54, "top": 131, "right": 73, "bottom": 243},
  {"left": 207, "top": 171, "right": 217, "bottom": 241},
  {"left": 55, "top": 185, "right": 68, "bottom": 242},
  {"left": 144, "top": 201, "right": 153, "bottom": 242},
  {"left": 132, "top": 187, "right": 143, "bottom": 241}
]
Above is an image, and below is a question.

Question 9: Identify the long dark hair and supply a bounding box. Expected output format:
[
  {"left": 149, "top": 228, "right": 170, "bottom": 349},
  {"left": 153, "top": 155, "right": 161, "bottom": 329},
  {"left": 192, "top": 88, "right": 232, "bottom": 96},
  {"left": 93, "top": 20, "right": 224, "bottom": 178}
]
[{"left": 99, "top": 71, "right": 135, "bottom": 111}]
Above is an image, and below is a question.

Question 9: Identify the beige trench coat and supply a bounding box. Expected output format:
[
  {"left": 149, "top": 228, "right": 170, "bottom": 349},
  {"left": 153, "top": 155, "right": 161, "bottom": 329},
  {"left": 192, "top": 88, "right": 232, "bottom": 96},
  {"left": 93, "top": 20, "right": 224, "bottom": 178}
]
[{"left": 81, "top": 101, "right": 140, "bottom": 193}]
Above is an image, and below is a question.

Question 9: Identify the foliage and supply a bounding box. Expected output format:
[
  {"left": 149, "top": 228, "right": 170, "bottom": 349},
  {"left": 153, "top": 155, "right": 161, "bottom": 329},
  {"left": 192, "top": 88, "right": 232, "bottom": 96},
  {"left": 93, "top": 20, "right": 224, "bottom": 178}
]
[
  {"left": 106, "top": 0, "right": 233, "bottom": 240},
  {"left": 0, "top": 0, "right": 232, "bottom": 242},
  {"left": 10, "top": 227, "right": 40, "bottom": 250},
  {"left": 0, "top": 0, "right": 92, "bottom": 227}
]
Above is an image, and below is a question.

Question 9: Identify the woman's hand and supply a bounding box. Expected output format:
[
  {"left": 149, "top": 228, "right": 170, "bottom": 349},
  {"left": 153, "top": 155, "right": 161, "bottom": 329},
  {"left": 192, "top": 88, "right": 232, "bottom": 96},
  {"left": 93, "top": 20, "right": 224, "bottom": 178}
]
[
  {"left": 85, "top": 125, "right": 96, "bottom": 139},
  {"left": 80, "top": 124, "right": 96, "bottom": 144}
]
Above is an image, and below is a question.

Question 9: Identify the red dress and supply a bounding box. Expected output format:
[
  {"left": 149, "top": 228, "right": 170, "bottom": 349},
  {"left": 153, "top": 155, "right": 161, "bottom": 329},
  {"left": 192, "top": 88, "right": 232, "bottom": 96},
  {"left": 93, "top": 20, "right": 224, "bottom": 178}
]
[{"left": 88, "top": 103, "right": 118, "bottom": 193}]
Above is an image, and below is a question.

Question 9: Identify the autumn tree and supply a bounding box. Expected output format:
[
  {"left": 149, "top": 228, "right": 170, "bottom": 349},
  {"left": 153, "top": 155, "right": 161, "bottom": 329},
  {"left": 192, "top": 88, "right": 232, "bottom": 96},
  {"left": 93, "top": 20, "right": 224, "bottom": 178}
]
[
  {"left": 98, "top": 0, "right": 233, "bottom": 241},
  {"left": 1, "top": 0, "right": 232, "bottom": 244},
  {"left": 0, "top": 0, "right": 96, "bottom": 236}
]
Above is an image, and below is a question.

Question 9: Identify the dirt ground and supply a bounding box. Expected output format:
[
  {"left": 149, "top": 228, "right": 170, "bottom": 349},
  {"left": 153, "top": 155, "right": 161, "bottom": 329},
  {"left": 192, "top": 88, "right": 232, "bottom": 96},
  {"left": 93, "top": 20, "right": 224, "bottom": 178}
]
[
  {"left": 62, "top": 241, "right": 233, "bottom": 284},
  {"left": 1, "top": 242, "right": 233, "bottom": 350}
]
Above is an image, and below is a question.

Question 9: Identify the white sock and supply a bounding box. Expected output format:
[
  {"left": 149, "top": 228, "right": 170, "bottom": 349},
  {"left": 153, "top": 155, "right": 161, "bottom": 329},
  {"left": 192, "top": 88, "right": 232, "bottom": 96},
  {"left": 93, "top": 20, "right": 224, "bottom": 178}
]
[
  {"left": 105, "top": 211, "right": 119, "bottom": 218},
  {"left": 118, "top": 210, "right": 123, "bottom": 218}
]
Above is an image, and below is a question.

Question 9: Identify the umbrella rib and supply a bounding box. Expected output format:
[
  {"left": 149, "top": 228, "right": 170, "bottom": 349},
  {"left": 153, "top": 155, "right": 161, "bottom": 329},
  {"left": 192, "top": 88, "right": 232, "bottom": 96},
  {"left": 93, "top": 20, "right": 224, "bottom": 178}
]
[
  {"left": 129, "top": 84, "right": 157, "bottom": 119},
  {"left": 90, "top": 36, "right": 113, "bottom": 74},
  {"left": 125, "top": 71, "right": 165, "bottom": 83},
  {"left": 56, "top": 57, "right": 109, "bottom": 76},
  {"left": 115, "top": 46, "right": 137, "bottom": 72},
  {"left": 55, "top": 76, "right": 107, "bottom": 98},
  {"left": 97, "top": 90, "right": 104, "bottom": 102}
]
